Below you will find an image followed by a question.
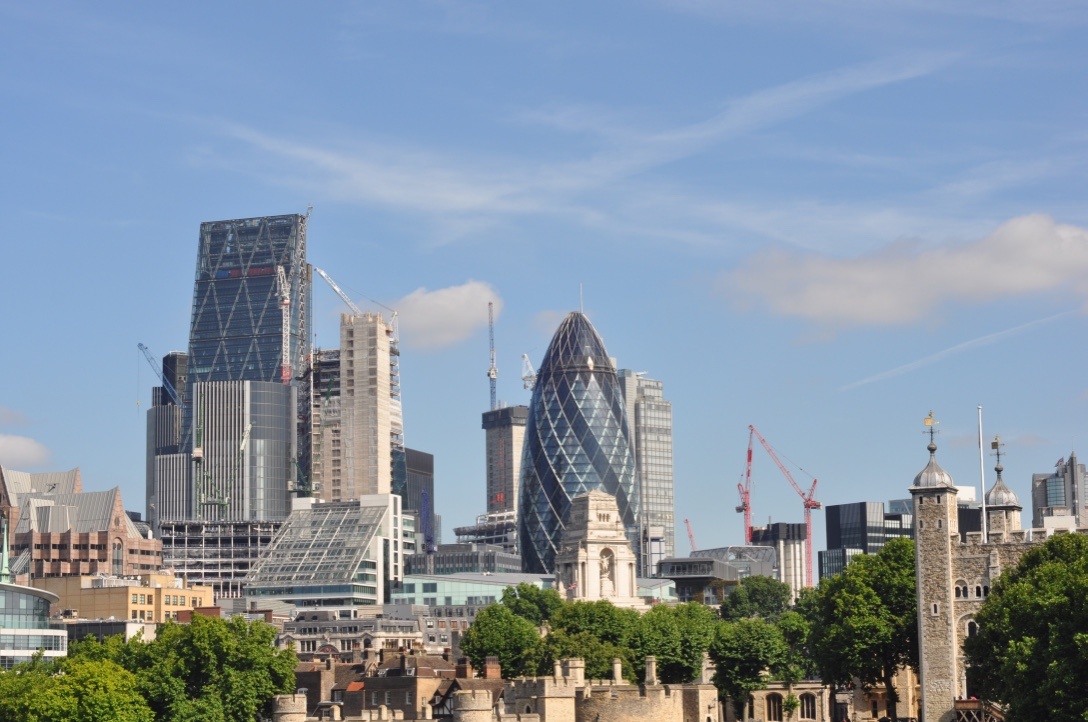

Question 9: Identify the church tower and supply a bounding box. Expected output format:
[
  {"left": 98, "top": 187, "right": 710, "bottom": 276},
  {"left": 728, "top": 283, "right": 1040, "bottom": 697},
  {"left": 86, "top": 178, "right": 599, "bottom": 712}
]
[{"left": 910, "top": 412, "right": 959, "bottom": 722}]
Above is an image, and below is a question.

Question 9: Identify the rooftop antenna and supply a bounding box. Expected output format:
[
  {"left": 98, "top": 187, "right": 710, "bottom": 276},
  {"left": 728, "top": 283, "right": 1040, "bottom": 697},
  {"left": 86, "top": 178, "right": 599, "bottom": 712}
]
[{"left": 487, "top": 302, "right": 498, "bottom": 411}]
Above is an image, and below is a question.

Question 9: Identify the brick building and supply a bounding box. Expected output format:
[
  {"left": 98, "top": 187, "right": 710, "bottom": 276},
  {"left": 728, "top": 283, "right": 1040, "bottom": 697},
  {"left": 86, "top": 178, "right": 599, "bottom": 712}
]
[{"left": 0, "top": 466, "right": 162, "bottom": 579}]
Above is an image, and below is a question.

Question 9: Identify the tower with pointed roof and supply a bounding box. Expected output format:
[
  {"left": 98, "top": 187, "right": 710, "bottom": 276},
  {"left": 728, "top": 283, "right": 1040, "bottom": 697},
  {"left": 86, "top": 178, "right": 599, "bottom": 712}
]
[
  {"left": 518, "top": 312, "right": 638, "bottom": 574},
  {"left": 910, "top": 413, "right": 960, "bottom": 722},
  {"left": 910, "top": 414, "right": 1047, "bottom": 722},
  {"left": 985, "top": 437, "right": 1022, "bottom": 540}
]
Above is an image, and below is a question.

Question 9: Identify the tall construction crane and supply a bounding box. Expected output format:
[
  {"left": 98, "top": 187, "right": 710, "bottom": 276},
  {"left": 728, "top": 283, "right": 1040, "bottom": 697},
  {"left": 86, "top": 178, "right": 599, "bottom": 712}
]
[
  {"left": 748, "top": 424, "right": 821, "bottom": 587},
  {"left": 521, "top": 354, "right": 537, "bottom": 390},
  {"left": 487, "top": 302, "right": 498, "bottom": 410},
  {"left": 684, "top": 519, "right": 698, "bottom": 552},
  {"left": 275, "top": 265, "right": 291, "bottom": 385},
  {"left": 737, "top": 426, "right": 755, "bottom": 544},
  {"left": 137, "top": 343, "right": 181, "bottom": 406},
  {"left": 314, "top": 267, "right": 363, "bottom": 315}
]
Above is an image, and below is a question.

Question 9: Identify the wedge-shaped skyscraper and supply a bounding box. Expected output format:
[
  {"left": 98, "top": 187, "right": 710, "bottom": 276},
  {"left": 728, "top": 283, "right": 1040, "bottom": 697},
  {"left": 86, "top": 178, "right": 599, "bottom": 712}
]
[{"left": 518, "top": 312, "right": 638, "bottom": 573}]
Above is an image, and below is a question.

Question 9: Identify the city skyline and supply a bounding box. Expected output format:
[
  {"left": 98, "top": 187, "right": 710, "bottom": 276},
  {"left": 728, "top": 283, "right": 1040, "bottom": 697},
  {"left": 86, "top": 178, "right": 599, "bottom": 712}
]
[{"left": 2, "top": 3, "right": 1088, "bottom": 556}]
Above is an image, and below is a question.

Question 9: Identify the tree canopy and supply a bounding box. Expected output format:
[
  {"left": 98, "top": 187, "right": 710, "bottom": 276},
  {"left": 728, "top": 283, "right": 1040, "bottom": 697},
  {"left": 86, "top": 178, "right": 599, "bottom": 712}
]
[
  {"left": 720, "top": 574, "right": 792, "bottom": 622},
  {"left": 501, "top": 583, "right": 564, "bottom": 625},
  {"left": 629, "top": 603, "right": 718, "bottom": 683},
  {"left": 460, "top": 604, "right": 543, "bottom": 678},
  {"left": 964, "top": 532, "right": 1088, "bottom": 722},
  {"left": 798, "top": 537, "right": 917, "bottom": 722},
  {"left": 0, "top": 655, "right": 152, "bottom": 722},
  {"left": 64, "top": 614, "right": 297, "bottom": 722},
  {"left": 708, "top": 617, "right": 787, "bottom": 720}
]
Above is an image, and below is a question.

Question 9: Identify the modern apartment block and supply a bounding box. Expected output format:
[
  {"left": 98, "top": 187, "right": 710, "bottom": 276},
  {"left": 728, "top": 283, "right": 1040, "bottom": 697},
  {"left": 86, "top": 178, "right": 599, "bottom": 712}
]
[{"left": 616, "top": 369, "right": 675, "bottom": 577}]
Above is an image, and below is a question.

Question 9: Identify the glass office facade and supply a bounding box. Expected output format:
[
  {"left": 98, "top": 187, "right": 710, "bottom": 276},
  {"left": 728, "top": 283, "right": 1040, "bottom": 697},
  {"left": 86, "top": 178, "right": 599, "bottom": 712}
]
[
  {"left": 183, "top": 214, "right": 310, "bottom": 465},
  {"left": 0, "top": 584, "right": 67, "bottom": 668},
  {"left": 518, "top": 312, "right": 638, "bottom": 574}
]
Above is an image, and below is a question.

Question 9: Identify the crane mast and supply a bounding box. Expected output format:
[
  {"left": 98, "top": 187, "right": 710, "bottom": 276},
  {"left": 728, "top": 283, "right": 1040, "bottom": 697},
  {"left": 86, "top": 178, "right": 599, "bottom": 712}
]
[
  {"left": 275, "top": 265, "right": 290, "bottom": 385},
  {"left": 747, "top": 424, "right": 821, "bottom": 587},
  {"left": 487, "top": 302, "right": 498, "bottom": 410},
  {"left": 736, "top": 427, "right": 754, "bottom": 544},
  {"left": 684, "top": 518, "right": 697, "bottom": 552}
]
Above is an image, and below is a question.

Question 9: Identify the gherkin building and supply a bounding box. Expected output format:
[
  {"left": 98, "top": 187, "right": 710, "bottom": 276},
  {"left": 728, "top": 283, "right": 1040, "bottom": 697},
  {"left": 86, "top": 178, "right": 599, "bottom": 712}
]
[{"left": 518, "top": 312, "right": 638, "bottom": 573}]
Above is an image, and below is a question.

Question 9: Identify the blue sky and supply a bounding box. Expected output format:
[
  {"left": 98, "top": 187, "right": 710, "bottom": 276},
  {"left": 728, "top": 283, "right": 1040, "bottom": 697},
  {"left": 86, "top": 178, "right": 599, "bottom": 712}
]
[{"left": 2, "top": 1, "right": 1087, "bottom": 554}]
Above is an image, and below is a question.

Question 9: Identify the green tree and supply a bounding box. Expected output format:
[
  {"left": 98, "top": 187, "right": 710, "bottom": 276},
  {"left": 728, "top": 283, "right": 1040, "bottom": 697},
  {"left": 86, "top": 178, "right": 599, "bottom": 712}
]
[
  {"left": 709, "top": 617, "right": 787, "bottom": 719},
  {"left": 539, "top": 628, "right": 632, "bottom": 681},
  {"left": 0, "top": 655, "right": 152, "bottom": 722},
  {"left": 964, "top": 532, "right": 1088, "bottom": 722},
  {"left": 799, "top": 537, "right": 917, "bottom": 722},
  {"left": 549, "top": 599, "right": 640, "bottom": 646},
  {"left": 501, "top": 583, "right": 564, "bottom": 625},
  {"left": 460, "top": 604, "right": 542, "bottom": 678},
  {"left": 630, "top": 603, "right": 718, "bottom": 683},
  {"left": 775, "top": 611, "right": 812, "bottom": 720},
  {"left": 67, "top": 615, "right": 296, "bottom": 722},
  {"left": 719, "top": 574, "right": 792, "bottom": 622}
]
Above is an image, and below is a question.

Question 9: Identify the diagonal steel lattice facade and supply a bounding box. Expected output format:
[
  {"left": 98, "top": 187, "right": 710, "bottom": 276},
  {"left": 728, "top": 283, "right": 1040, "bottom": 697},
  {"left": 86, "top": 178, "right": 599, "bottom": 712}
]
[
  {"left": 182, "top": 214, "right": 311, "bottom": 452},
  {"left": 518, "top": 312, "right": 638, "bottom": 574}
]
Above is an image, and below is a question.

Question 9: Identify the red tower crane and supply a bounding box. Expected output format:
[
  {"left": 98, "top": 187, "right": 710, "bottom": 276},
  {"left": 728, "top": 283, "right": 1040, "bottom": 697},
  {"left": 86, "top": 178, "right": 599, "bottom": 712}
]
[
  {"left": 736, "top": 427, "right": 755, "bottom": 544},
  {"left": 684, "top": 519, "right": 698, "bottom": 552},
  {"left": 748, "top": 425, "right": 822, "bottom": 587}
]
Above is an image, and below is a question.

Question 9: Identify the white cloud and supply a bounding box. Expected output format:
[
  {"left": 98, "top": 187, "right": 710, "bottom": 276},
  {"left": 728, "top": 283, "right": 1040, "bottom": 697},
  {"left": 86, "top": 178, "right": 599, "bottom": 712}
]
[
  {"left": 0, "top": 434, "right": 50, "bottom": 468},
  {"left": 723, "top": 214, "right": 1088, "bottom": 327},
  {"left": 395, "top": 281, "right": 502, "bottom": 350}
]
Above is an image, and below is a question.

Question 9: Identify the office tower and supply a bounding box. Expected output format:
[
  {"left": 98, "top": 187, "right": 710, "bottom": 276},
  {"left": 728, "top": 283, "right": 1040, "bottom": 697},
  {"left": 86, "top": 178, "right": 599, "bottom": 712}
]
[
  {"left": 146, "top": 351, "right": 186, "bottom": 529},
  {"left": 405, "top": 447, "right": 438, "bottom": 550},
  {"left": 616, "top": 369, "right": 675, "bottom": 577},
  {"left": 156, "top": 213, "right": 311, "bottom": 599},
  {"left": 819, "top": 501, "right": 914, "bottom": 580},
  {"left": 518, "top": 312, "right": 638, "bottom": 574},
  {"left": 751, "top": 522, "right": 808, "bottom": 601},
  {"left": 1031, "top": 453, "right": 1087, "bottom": 529},
  {"left": 482, "top": 405, "right": 528, "bottom": 515},
  {"left": 311, "top": 312, "right": 404, "bottom": 502}
]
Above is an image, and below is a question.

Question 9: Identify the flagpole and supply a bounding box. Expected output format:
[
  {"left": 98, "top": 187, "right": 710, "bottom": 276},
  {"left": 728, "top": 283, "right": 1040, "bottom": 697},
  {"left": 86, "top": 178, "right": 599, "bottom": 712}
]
[{"left": 978, "top": 405, "right": 987, "bottom": 543}]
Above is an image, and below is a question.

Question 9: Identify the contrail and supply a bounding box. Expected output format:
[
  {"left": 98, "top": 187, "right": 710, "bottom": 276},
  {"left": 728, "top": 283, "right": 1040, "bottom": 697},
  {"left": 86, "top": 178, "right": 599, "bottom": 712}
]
[{"left": 839, "top": 310, "right": 1076, "bottom": 392}]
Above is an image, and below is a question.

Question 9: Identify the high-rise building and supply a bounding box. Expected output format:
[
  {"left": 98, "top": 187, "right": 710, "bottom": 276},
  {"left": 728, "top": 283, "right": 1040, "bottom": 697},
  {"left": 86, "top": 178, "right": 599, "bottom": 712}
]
[
  {"left": 818, "top": 501, "right": 913, "bottom": 580},
  {"left": 405, "top": 447, "right": 438, "bottom": 550},
  {"left": 310, "top": 312, "right": 404, "bottom": 502},
  {"left": 155, "top": 213, "right": 311, "bottom": 599},
  {"left": 616, "top": 370, "right": 675, "bottom": 577},
  {"left": 1031, "top": 453, "right": 1087, "bottom": 529},
  {"left": 482, "top": 405, "right": 528, "bottom": 515},
  {"left": 518, "top": 312, "right": 638, "bottom": 574},
  {"left": 145, "top": 351, "right": 186, "bottom": 529}
]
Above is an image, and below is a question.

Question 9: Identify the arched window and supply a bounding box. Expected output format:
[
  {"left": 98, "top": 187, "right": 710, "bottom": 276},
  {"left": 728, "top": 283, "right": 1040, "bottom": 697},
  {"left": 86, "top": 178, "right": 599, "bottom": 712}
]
[
  {"left": 975, "top": 585, "right": 982, "bottom": 598},
  {"left": 766, "top": 693, "right": 783, "bottom": 721},
  {"left": 954, "top": 587, "right": 961, "bottom": 598},
  {"left": 983, "top": 586, "right": 989, "bottom": 597},
  {"left": 800, "top": 693, "right": 817, "bottom": 720},
  {"left": 112, "top": 540, "right": 124, "bottom": 576},
  {"left": 967, "top": 621, "right": 978, "bottom": 637},
  {"left": 747, "top": 695, "right": 756, "bottom": 720}
]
